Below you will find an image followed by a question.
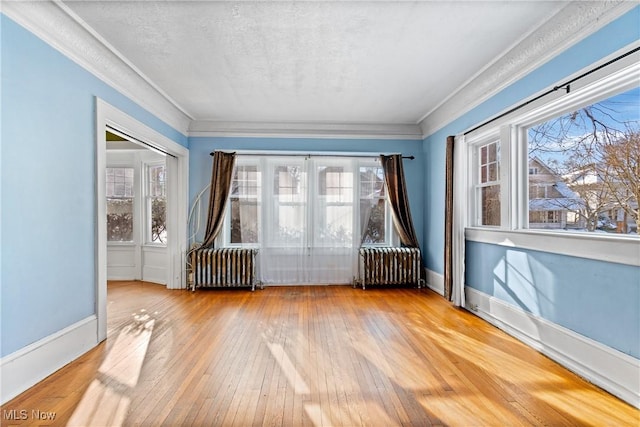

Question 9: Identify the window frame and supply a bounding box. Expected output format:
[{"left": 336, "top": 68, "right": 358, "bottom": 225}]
[
  {"left": 144, "top": 161, "right": 167, "bottom": 246},
  {"left": 105, "top": 165, "right": 136, "bottom": 245},
  {"left": 464, "top": 51, "right": 639, "bottom": 267}
]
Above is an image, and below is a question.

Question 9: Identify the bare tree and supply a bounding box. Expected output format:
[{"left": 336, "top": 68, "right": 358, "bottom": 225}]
[
  {"left": 600, "top": 130, "right": 640, "bottom": 232},
  {"left": 528, "top": 92, "right": 639, "bottom": 233}
]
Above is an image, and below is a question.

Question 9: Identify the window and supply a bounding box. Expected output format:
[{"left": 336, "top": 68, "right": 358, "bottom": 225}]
[
  {"left": 271, "top": 163, "right": 307, "bottom": 246},
  {"left": 223, "top": 156, "right": 394, "bottom": 247},
  {"left": 221, "top": 156, "right": 399, "bottom": 284},
  {"left": 230, "top": 165, "right": 260, "bottom": 244},
  {"left": 106, "top": 167, "right": 134, "bottom": 242},
  {"left": 527, "top": 86, "right": 639, "bottom": 233},
  {"left": 474, "top": 141, "right": 501, "bottom": 226},
  {"left": 467, "top": 60, "right": 639, "bottom": 239},
  {"left": 316, "top": 165, "right": 353, "bottom": 247},
  {"left": 146, "top": 163, "right": 167, "bottom": 244},
  {"left": 359, "top": 165, "right": 388, "bottom": 244},
  {"left": 530, "top": 210, "right": 561, "bottom": 224}
]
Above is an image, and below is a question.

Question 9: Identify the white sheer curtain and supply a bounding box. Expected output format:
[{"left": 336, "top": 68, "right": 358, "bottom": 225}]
[
  {"left": 259, "top": 158, "right": 309, "bottom": 284},
  {"left": 451, "top": 134, "right": 468, "bottom": 307},
  {"left": 259, "top": 156, "right": 357, "bottom": 285}
]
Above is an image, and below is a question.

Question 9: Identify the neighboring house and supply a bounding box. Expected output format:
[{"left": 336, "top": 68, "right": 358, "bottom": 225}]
[
  {"left": 563, "top": 164, "right": 638, "bottom": 233},
  {"left": 528, "top": 157, "right": 584, "bottom": 230}
]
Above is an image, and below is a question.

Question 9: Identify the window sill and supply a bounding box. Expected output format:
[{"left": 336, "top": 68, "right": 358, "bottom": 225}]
[
  {"left": 465, "top": 228, "right": 639, "bottom": 267},
  {"left": 107, "top": 242, "right": 136, "bottom": 247},
  {"left": 142, "top": 243, "right": 167, "bottom": 250}
]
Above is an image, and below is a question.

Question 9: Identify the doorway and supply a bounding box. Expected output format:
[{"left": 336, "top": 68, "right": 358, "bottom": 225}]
[
  {"left": 106, "top": 131, "right": 168, "bottom": 284},
  {"left": 95, "top": 98, "right": 189, "bottom": 342}
]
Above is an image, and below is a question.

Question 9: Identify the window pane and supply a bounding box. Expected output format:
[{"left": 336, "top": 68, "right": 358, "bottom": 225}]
[
  {"left": 107, "top": 198, "right": 133, "bottom": 241},
  {"left": 274, "top": 166, "right": 304, "bottom": 201},
  {"left": 360, "top": 199, "right": 386, "bottom": 244},
  {"left": 232, "top": 165, "right": 259, "bottom": 196},
  {"left": 319, "top": 167, "right": 353, "bottom": 201},
  {"left": 106, "top": 167, "right": 135, "bottom": 241},
  {"left": 481, "top": 185, "right": 500, "bottom": 226},
  {"left": 147, "top": 164, "right": 167, "bottom": 244},
  {"left": 488, "top": 163, "right": 497, "bottom": 181},
  {"left": 148, "top": 165, "right": 166, "bottom": 197},
  {"left": 527, "top": 86, "right": 639, "bottom": 233},
  {"left": 106, "top": 167, "right": 134, "bottom": 198},
  {"left": 274, "top": 204, "right": 305, "bottom": 244},
  {"left": 229, "top": 163, "right": 261, "bottom": 245},
  {"left": 479, "top": 141, "right": 499, "bottom": 185},
  {"left": 230, "top": 198, "right": 258, "bottom": 244},
  {"left": 150, "top": 197, "right": 166, "bottom": 243},
  {"left": 359, "top": 166, "right": 388, "bottom": 244}
]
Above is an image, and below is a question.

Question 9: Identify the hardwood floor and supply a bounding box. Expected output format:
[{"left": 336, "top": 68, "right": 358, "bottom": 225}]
[{"left": 2, "top": 281, "right": 638, "bottom": 426}]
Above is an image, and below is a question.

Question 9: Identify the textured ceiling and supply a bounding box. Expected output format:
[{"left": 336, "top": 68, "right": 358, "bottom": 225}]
[{"left": 63, "top": 1, "right": 568, "bottom": 126}]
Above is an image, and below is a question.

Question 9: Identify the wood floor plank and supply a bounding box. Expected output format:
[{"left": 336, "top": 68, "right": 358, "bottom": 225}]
[{"left": 2, "top": 282, "right": 638, "bottom": 426}]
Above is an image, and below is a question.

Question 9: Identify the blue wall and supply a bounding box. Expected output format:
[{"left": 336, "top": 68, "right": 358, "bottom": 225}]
[
  {"left": 188, "top": 137, "right": 424, "bottom": 248},
  {"left": 467, "top": 242, "right": 640, "bottom": 358},
  {"left": 0, "top": 15, "right": 186, "bottom": 357},
  {"left": 422, "top": 6, "right": 640, "bottom": 276},
  {"left": 422, "top": 7, "right": 640, "bottom": 359}
]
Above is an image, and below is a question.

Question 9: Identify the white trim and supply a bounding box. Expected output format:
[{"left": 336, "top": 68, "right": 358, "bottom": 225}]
[
  {"left": 95, "top": 101, "right": 108, "bottom": 342},
  {"left": 465, "top": 287, "right": 640, "bottom": 408},
  {"left": 0, "top": 316, "right": 97, "bottom": 405},
  {"left": 2, "top": 0, "right": 191, "bottom": 135},
  {"left": 466, "top": 228, "right": 639, "bottom": 267},
  {"left": 451, "top": 134, "right": 468, "bottom": 307},
  {"left": 96, "top": 98, "right": 189, "bottom": 339},
  {"left": 419, "top": 1, "right": 637, "bottom": 138},
  {"left": 188, "top": 121, "right": 423, "bottom": 140},
  {"left": 424, "top": 268, "right": 444, "bottom": 296}
]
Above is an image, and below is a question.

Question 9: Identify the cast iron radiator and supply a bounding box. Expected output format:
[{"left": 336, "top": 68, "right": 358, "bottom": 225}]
[
  {"left": 357, "top": 247, "right": 424, "bottom": 289},
  {"left": 191, "top": 248, "right": 259, "bottom": 291}
]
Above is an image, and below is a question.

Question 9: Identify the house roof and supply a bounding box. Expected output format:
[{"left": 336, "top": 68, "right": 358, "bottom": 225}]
[{"left": 529, "top": 198, "right": 584, "bottom": 212}]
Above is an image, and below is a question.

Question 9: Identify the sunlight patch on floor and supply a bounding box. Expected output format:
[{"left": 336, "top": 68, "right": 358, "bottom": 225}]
[
  {"left": 265, "top": 341, "right": 311, "bottom": 395},
  {"left": 533, "top": 388, "right": 620, "bottom": 425},
  {"left": 67, "top": 311, "right": 155, "bottom": 427},
  {"left": 418, "top": 394, "right": 486, "bottom": 426},
  {"left": 303, "top": 403, "right": 333, "bottom": 427}
]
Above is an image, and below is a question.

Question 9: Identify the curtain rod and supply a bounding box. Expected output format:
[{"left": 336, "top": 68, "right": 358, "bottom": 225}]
[
  {"left": 210, "top": 151, "right": 414, "bottom": 160},
  {"left": 464, "top": 46, "right": 640, "bottom": 136}
]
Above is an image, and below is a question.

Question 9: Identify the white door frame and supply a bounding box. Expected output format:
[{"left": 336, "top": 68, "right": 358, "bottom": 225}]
[{"left": 95, "top": 98, "right": 189, "bottom": 341}]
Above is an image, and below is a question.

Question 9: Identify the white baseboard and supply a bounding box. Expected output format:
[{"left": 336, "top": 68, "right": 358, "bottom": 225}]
[
  {"left": 143, "top": 266, "right": 167, "bottom": 285},
  {"left": 424, "top": 268, "right": 444, "bottom": 296},
  {"left": 0, "top": 316, "right": 98, "bottom": 405},
  {"left": 465, "top": 287, "right": 639, "bottom": 408},
  {"left": 107, "top": 273, "right": 136, "bottom": 281}
]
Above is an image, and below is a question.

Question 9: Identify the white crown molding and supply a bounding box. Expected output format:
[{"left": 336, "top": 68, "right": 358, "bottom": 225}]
[
  {"left": 189, "top": 120, "right": 424, "bottom": 140},
  {"left": 419, "top": 1, "right": 638, "bottom": 139},
  {"left": 2, "top": 0, "right": 191, "bottom": 136}
]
